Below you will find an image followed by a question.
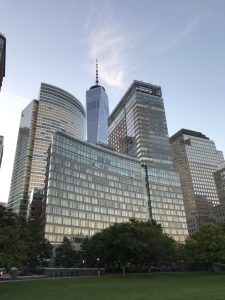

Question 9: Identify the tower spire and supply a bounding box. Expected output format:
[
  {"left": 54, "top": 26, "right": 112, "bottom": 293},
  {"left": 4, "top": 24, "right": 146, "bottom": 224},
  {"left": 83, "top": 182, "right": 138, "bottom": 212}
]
[{"left": 95, "top": 59, "right": 99, "bottom": 85}]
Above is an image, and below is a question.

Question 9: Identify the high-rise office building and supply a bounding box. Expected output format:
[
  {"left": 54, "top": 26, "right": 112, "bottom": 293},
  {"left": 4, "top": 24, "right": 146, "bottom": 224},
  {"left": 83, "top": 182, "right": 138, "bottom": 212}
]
[
  {"left": 0, "top": 33, "right": 6, "bottom": 91},
  {"left": 8, "top": 100, "right": 39, "bottom": 215},
  {"left": 43, "top": 131, "right": 149, "bottom": 245},
  {"left": 86, "top": 61, "right": 109, "bottom": 144},
  {"left": 170, "top": 129, "right": 224, "bottom": 234},
  {"left": 0, "top": 135, "right": 3, "bottom": 167},
  {"left": 108, "top": 80, "right": 188, "bottom": 242},
  {"left": 214, "top": 163, "right": 225, "bottom": 205},
  {"left": 8, "top": 83, "right": 86, "bottom": 216}
]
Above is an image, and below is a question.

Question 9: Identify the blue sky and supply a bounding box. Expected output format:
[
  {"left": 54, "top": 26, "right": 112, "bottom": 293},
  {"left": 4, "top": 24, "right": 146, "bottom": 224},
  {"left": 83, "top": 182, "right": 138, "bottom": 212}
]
[{"left": 0, "top": 0, "right": 225, "bottom": 202}]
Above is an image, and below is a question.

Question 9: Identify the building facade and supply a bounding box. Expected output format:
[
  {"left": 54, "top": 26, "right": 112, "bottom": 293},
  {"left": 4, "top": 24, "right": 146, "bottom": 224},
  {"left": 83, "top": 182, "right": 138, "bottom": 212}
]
[
  {"left": 8, "top": 83, "right": 86, "bottom": 216},
  {"left": 43, "top": 132, "right": 149, "bottom": 245},
  {"left": 213, "top": 204, "right": 225, "bottom": 224},
  {"left": 0, "top": 33, "right": 6, "bottom": 91},
  {"left": 170, "top": 129, "right": 224, "bottom": 234},
  {"left": 86, "top": 62, "right": 109, "bottom": 144},
  {"left": 108, "top": 80, "right": 188, "bottom": 242},
  {"left": 8, "top": 100, "right": 39, "bottom": 215},
  {"left": 214, "top": 163, "right": 225, "bottom": 205}
]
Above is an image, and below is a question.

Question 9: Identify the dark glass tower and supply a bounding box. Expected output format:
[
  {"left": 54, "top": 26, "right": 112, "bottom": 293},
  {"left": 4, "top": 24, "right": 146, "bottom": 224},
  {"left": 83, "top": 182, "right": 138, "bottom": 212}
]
[
  {"left": 0, "top": 33, "right": 6, "bottom": 91},
  {"left": 109, "top": 80, "right": 188, "bottom": 242},
  {"left": 0, "top": 135, "right": 4, "bottom": 167},
  {"left": 86, "top": 61, "right": 109, "bottom": 144}
]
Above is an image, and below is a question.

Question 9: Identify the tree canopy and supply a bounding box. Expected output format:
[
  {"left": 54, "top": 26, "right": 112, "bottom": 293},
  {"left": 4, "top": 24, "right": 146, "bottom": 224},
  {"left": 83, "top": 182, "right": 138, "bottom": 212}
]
[
  {"left": 82, "top": 219, "right": 176, "bottom": 275},
  {"left": 55, "top": 237, "right": 80, "bottom": 267},
  {"left": 0, "top": 205, "right": 52, "bottom": 271},
  {"left": 185, "top": 223, "right": 225, "bottom": 265}
]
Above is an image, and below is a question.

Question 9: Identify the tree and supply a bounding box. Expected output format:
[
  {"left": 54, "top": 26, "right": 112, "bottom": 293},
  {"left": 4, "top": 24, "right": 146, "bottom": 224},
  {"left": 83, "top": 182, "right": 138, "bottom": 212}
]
[
  {"left": 82, "top": 219, "right": 176, "bottom": 276},
  {"left": 0, "top": 205, "right": 28, "bottom": 269},
  {"left": 55, "top": 237, "right": 79, "bottom": 267},
  {"left": 185, "top": 223, "right": 225, "bottom": 266},
  {"left": 25, "top": 219, "right": 52, "bottom": 272},
  {"left": 139, "top": 221, "right": 176, "bottom": 272},
  {"left": 0, "top": 205, "right": 52, "bottom": 272}
]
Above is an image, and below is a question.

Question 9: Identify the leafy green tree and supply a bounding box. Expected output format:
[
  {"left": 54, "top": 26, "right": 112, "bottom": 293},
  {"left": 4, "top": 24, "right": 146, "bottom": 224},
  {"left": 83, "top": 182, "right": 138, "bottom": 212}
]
[
  {"left": 0, "top": 206, "right": 52, "bottom": 272},
  {"left": 82, "top": 219, "right": 176, "bottom": 276},
  {"left": 55, "top": 237, "right": 79, "bottom": 267},
  {"left": 186, "top": 223, "right": 225, "bottom": 265},
  {"left": 25, "top": 219, "right": 52, "bottom": 272},
  {"left": 0, "top": 205, "right": 28, "bottom": 268}
]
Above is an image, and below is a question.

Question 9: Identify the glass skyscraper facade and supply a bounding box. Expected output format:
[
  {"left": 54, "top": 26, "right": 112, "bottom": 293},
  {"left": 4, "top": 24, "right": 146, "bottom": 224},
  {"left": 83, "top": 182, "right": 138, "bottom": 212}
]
[
  {"left": 108, "top": 80, "right": 188, "bottom": 242},
  {"left": 8, "top": 100, "right": 39, "bottom": 215},
  {"left": 8, "top": 83, "right": 86, "bottom": 216},
  {"left": 44, "top": 132, "right": 149, "bottom": 244},
  {"left": 0, "top": 33, "right": 6, "bottom": 91},
  {"left": 86, "top": 64, "right": 109, "bottom": 144},
  {"left": 170, "top": 129, "right": 224, "bottom": 234},
  {"left": 29, "top": 83, "right": 85, "bottom": 190}
]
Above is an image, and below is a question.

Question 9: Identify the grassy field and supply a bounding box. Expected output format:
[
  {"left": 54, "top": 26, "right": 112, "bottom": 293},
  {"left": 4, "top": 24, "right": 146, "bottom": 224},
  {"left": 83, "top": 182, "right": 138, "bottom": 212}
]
[{"left": 1, "top": 273, "right": 225, "bottom": 300}]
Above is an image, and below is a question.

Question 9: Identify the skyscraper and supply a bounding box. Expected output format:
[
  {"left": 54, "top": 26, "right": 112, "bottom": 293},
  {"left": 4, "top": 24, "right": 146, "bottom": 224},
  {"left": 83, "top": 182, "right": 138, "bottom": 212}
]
[
  {"left": 108, "top": 80, "right": 188, "bottom": 242},
  {"left": 8, "top": 83, "right": 86, "bottom": 217},
  {"left": 0, "top": 135, "right": 3, "bottom": 167},
  {"left": 8, "top": 100, "right": 39, "bottom": 215},
  {"left": 170, "top": 129, "right": 224, "bottom": 234},
  {"left": 0, "top": 33, "right": 6, "bottom": 91},
  {"left": 86, "top": 61, "right": 109, "bottom": 144}
]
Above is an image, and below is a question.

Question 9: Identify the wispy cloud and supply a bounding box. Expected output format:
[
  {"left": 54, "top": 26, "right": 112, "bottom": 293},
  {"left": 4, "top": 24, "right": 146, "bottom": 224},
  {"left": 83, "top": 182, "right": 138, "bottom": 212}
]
[
  {"left": 0, "top": 92, "right": 28, "bottom": 110},
  {"left": 0, "top": 92, "right": 28, "bottom": 109},
  {"left": 84, "top": 1, "right": 143, "bottom": 88},
  {"left": 87, "top": 26, "right": 126, "bottom": 87},
  {"left": 159, "top": 17, "right": 200, "bottom": 51}
]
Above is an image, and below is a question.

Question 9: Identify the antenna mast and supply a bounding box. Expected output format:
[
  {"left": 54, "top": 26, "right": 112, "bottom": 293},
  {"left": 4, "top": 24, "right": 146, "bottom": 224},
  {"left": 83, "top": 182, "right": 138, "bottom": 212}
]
[{"left": 95, "top": 59, "right": 99, "bottom": 85}]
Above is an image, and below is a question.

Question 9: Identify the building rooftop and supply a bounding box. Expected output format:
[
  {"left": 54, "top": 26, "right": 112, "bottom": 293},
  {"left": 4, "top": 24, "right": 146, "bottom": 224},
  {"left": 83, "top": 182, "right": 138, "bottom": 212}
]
[
  {"left": 40, "top": 82, "right": 86, "bottom": 117},
  {"left": 108, "top": 80, "right": 162, "bottom": 125},
  {"left": 169, "top": 129, "right": 209, "bottom": 143},
  {"left": 54, "top": 131, "right": 141, "bottom": 163}
]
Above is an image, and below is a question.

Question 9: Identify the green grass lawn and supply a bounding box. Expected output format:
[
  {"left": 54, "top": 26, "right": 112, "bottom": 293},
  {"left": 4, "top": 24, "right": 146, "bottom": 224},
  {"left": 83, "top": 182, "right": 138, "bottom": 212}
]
[{"left": 1, "top": 273, "right": 225, "bottom": 300}]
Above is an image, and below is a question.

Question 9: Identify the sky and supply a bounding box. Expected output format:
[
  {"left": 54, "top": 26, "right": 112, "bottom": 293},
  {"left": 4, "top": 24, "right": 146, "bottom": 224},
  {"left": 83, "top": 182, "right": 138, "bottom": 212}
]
[{"left": 0, "top": 0, "right": 225, "bottom": 203}]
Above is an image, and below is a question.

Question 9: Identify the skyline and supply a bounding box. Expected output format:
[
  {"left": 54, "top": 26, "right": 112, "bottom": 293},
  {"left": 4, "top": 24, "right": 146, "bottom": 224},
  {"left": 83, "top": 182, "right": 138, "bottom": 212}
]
[{"left": 0, "top": 0, "right": 225, "bottom": 203}]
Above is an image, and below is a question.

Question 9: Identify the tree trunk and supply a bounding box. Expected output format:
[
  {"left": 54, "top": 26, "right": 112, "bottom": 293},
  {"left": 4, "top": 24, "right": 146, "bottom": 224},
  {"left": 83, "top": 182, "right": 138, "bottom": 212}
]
[{"left": 122, "top": 265, "right": 126, "bottom": 277}]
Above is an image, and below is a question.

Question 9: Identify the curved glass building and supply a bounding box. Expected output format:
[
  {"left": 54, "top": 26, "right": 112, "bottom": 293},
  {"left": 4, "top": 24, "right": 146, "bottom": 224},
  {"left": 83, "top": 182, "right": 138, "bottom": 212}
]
[{"left": 8, "top": 83, "right": 86, "bottom": 216}]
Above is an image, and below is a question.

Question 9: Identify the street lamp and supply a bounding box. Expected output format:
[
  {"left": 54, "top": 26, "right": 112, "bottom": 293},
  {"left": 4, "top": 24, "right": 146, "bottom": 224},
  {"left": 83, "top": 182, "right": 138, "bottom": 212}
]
[{"left": 97, "top": 258, "right": 100, "bottom": 277}]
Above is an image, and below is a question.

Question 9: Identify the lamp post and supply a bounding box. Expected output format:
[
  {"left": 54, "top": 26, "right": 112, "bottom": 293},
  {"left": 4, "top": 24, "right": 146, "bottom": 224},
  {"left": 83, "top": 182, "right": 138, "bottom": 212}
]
[{"left": 97, "top": 258, "right": 100, "bottom": 277}]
